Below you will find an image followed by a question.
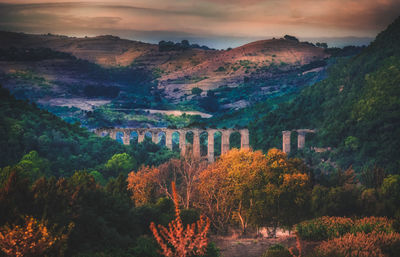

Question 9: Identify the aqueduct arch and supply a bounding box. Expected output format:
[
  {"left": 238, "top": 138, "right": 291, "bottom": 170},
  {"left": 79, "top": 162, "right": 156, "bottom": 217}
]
[
  {"left": 94, "top": 128, "right": 250, "bottom": 162},
  {"left": 282, "top": 129, "right": 316, "bottom": 153}
]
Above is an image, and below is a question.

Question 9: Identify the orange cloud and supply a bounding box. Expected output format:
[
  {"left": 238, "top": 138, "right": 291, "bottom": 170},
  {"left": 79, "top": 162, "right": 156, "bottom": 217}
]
[{"left": 0, "top": 0, "right": 398, "bottom": 45}]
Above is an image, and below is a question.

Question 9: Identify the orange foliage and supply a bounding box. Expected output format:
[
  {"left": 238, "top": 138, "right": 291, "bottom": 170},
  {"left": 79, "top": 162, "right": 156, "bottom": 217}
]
[
  {"left": 0, "top": 216, "right": 60, "bottom": 257},
  {"left": 317, "top": 231, "right": 400, "bottom": 257},
  {"left": 127, "top": 166, "right": 159, "bottom": 206},
  {"left": 127, "top": 155, "right": 207, "bottom": 208},
  {"left": 195, "top": 158, "right": 234, "bottom": 233},
  {"left": 196, "top": 148, "right": 268, "bottom": 233},
  {"left": 150, "top": 182, "right": 210, "bottom": 257},
  {"left": 353, "top": 217, "right": 394, "bottom": 234}
]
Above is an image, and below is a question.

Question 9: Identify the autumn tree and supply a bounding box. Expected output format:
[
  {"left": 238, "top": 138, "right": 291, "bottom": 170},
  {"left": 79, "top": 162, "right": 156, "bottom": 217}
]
[
  {"left": 195, "top": 160, "right": 234, "bottom": 234},
  {"left": 127, "top": 166, "right": 159, "bottom": 206},
  {"left": 127, "top": 153, "right": 207, "bottom": 208},
  {"left": 0, "top": 216, "right": 70, "bottom": 257},
  {"left": 150, "top": 182, "right": 210, "bottom": 257},
  {"left": 251, "top": 148, "right": 311, "bottom": 236},
  {"left": 196, "top": 148, "right": 269, "bottom": 234}
]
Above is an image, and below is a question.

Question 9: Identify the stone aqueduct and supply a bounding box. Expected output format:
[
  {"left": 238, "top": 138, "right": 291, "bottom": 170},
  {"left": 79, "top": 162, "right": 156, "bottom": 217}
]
[
  {"left": 94, "top": 127, "right": 315, "bottom": 162},
  {"left": 282, "top": 129, "right": 316, "bottom": 153},
  {"left": 94, "top": 128, "right": 249, "bottom": 162}
]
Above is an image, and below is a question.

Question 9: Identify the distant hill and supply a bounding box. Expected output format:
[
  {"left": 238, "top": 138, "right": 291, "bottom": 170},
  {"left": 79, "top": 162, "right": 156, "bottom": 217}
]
[{"left": 0, "top": 31, "right": 329, "bottom": 106}]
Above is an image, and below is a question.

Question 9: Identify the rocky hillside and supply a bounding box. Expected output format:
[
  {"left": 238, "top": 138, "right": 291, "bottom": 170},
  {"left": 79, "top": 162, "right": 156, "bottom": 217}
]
[
  {"left": 0, "top": 31, "right": 328, "bottom": 101},
  {"left": 0, "top": 31, "right": 336, "bottom": 128}
]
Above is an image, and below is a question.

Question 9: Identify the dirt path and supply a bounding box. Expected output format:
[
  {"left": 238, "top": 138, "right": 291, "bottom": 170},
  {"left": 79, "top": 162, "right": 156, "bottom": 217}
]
[{"left": 213, "top": 235, "right": 297, "bottom": 257}]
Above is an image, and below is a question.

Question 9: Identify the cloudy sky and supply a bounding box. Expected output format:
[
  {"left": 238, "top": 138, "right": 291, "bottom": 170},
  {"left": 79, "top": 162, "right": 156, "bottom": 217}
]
[{"left": 0, "top": 0, "right": 399, "bottom": 48}]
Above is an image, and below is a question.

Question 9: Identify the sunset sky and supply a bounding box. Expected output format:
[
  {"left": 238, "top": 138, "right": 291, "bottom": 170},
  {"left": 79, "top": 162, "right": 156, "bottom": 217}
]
[{"left": 0, "top": 0, "right": 399, "bottom": 48}]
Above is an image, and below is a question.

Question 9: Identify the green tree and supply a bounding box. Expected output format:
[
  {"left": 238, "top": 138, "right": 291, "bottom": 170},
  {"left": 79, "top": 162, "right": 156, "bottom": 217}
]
[
  {"left": 17, "top": 150, "right": 50, "bottom": 181},
  {"left": 381, "top": 175, "right": 400, "bottom": 217},
  {"left": 191, "top": 87, "right": 203, "bottom": 95},
  {"left": 104, "top": 153, "right": 137, "bottom": 177}
]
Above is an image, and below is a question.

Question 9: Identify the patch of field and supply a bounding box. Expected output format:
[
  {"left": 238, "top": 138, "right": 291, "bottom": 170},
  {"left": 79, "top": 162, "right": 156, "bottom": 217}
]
[
  {"left": 139, "top": 109, "right": 212, "bottom": 118},
  {"left": 39, "top": 98, "right": 111, "bottom": 111}
]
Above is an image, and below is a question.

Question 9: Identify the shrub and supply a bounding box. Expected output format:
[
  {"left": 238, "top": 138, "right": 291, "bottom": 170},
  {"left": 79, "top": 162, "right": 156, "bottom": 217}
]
[
  {"left": 131, "top": 235, "right": 160, "bottom": 257},
  {"left": 296, "top": 216, "right": 395, "bottom": 241},
  {"left": 296, "top": 217, "right": 353, "bottom": 241},
  {"left": 202, "top": 242, "right": 220, "bottom": 257},
  {"left": 260, "top": 244, "right": 292, "bottom": 257},
  {"left": 352, "top": 217, "right": 394, "bottom": 234},
  {"left": 192, "top": 87, "right": 203, "bottom": 95},
  {"left": 316, "top": 231, "right": 400, "bottom": 257}
]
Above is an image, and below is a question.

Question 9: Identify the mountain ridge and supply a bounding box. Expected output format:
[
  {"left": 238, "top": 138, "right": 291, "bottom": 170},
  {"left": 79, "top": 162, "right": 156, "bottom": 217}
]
[{"left": 0, "top": 30, "right": 330, "bottom": 120}]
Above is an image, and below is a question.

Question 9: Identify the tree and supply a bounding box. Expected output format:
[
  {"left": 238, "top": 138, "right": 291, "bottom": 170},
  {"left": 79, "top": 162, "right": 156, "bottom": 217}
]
[
  {"left": 284, "top": 35, "right": 299, "bottom": 42},
  {"left": 17, "top": 150, "right": 50, "bottom": 181},
  {"left": 127, "top": 154, "right": 207, "bottom": 208},
  {"left": 104, "top": 153, "right": 137, "bottom": 177},
  {"left": 127, "top": 166, "right": 159, "bottom": 206},
  {"left": 381, "top": 175, "right": 400, "bottom": 217},
  {"left": 157, "top": 154, "right": 207, "bottom": 209},
  {"left": 150, "top": 182, "right": 210, "bottom": 257},
  {"left": 196, "top": 148, "right": 269, "bottom": 234},
  {"left": 191, "top": 87, "right": 203, "bottom": 96},
  {"left": 316, "top": 42, "right": 328, "bottom": 48},
  {"left": 251, "top": 148, "right": 311, "bottom": 236}
]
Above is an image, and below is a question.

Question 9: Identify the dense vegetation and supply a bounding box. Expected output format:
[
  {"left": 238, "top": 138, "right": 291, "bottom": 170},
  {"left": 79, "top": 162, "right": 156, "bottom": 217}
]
[
  {"left": 248, "top": 16, "right": 400, "bottom": 172},
  {"left": 0, "top": 14, "right": 400, "bottom": 257},
  {"left": 0, "top": 85, "right": 177, "bottom": 177}
]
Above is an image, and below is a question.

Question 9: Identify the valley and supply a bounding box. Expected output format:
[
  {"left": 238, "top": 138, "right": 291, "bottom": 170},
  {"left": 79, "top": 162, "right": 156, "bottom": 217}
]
[
  {"left": 0, "top": 32, "right": 333, "bottom": 128},
  {"left": 0, "top": 2, "right": 399, "bottom": 256}
]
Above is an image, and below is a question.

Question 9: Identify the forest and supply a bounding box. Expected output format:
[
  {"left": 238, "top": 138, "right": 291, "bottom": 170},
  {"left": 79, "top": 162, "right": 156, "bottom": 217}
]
[{"left": 0, "top": 12, "right": 400, "bottom": 257}]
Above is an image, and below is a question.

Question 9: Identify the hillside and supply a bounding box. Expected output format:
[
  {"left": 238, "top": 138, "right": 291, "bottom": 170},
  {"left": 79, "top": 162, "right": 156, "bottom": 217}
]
[
  {"left": 248, "top": 16, "right": 400, "bottom": 172},
  {"left": 0, "top": 31, "right": 330, "bottom": 125},
  {"left": 0, "top": 85, "right": 176, "bottom": 176}
]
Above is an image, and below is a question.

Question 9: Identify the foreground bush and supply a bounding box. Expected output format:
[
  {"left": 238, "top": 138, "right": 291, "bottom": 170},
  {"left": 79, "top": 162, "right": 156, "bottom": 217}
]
[
  {"left": 261, "top": 244, "right": 292, "bottom": 257},
  {"left": 316, "top": 231, "right": 400, "bottom": 257},
  {"left": 150, "top": 182, "right": 210, "bottom": 257},
  {"left": 296, "top": 216, "right": 394, "bottom": 241}
]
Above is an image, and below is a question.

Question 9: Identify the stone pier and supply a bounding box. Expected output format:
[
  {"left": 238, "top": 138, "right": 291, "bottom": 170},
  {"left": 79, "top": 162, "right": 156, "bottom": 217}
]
[
  {"left": 282, "top": 129, "right": 316, "bottom": 154},
  {"left": 193, "top": 130, "right": 201, "bottom": 159},
  {"left": 240, "top": 129, "right": 250, "bottom": 149},
  {"left": 94, "top": 127, "right": 250, "bottom": 162},
  {"left": 221, "top": 130, "right": 231, "bottom": 155},
  {"left": 282, "top": 131, "right": 292, "bottom": 154},
  {"left": 207, "top": 129, "right": 216, "bottom": 162}
]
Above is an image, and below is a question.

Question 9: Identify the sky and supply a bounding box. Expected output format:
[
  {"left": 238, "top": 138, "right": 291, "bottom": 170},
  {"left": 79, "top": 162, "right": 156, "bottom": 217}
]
[{"left": 0, "top": 0, "right": 399, "bottom": 48}]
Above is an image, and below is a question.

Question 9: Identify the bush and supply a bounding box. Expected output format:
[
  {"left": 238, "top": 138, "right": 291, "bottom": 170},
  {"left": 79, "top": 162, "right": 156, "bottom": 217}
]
[
  {"left": 296, "top": 216, "right": 394, "bottom": 241},
  {"left": 296, "top": 217, "right": 353, "bottom": 241},
  {"left": 260, "top": 244, "right": 292, "bottom": 257},
  {"left": 131, "top": 235, "right": 160, "bottom": 257},
  {"left": 352, "top": 217, "right": 394, "bottom": 234},
  {"left": 316, "top": 231, "right": 400, "bottom": 257},
  {"left": 191, "top": 87, "right": 203, "bottom": 95},
  {"left": 202, "top": 242, "right": 221, "bottom": 257}
]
